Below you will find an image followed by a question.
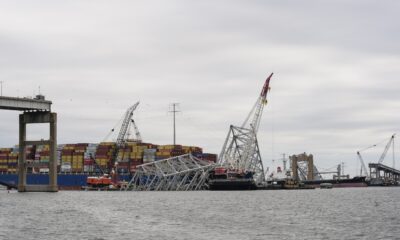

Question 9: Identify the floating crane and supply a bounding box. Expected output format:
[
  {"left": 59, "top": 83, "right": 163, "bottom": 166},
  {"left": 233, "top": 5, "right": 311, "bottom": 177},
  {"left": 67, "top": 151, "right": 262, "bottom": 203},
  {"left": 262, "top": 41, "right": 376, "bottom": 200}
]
[
  {"left": 87, "top": 102, "right": 141, "bottom": 189},
  {"left": 100, "top": 102, "right": 142, "bottom": 167},
  {"left": 218, "top": 73, "right": 273, "bottom": 184},
  {"left": 356, "top": 133, "right": 396, "bottom": 177},
  {"left": 378, "top": 134, "right": 395, "bottom": 166}
]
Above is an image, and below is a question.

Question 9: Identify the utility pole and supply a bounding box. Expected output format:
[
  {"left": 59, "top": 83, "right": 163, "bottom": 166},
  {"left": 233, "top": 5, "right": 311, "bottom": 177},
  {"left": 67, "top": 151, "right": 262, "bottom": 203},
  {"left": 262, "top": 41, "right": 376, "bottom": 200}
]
[{"left": 169, "top": 103, "right": 180, "bottom": 146}]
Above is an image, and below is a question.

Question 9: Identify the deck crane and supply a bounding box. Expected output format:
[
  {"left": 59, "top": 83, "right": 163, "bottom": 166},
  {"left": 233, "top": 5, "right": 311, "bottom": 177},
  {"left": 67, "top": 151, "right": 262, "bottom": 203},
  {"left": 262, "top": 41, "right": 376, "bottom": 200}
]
[{"left": 219, "top": 73, "right": 273, "bottom": 184}]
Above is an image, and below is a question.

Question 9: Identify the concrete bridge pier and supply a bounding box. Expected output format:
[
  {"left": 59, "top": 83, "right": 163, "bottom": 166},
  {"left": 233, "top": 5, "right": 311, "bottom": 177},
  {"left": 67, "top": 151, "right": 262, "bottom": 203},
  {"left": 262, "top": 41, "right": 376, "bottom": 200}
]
[{"left": 18, "top": 111, "right": 58, "bottom": 192}]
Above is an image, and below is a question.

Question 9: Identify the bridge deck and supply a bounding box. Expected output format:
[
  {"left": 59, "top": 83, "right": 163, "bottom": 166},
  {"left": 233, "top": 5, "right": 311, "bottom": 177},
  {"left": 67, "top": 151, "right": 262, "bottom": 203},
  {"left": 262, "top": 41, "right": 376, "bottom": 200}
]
[
  {"left": 0, "top": 96, "right": 51, "bottom": 111},
  {"left": 369, "top": 163, "right": 400, "bottom": 175}
]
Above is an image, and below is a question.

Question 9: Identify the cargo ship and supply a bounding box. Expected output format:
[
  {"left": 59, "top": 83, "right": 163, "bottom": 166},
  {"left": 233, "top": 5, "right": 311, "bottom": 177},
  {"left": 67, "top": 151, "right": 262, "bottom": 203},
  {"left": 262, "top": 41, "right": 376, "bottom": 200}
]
[
  {"left": 0, "top": 143, "right": 217, "bottom": 190},
  {"left": 0, "top": 172, "right": 132, "bottom": 190},
  {"left": 301, "top": 176, "right": 368, "bottom": 188}
]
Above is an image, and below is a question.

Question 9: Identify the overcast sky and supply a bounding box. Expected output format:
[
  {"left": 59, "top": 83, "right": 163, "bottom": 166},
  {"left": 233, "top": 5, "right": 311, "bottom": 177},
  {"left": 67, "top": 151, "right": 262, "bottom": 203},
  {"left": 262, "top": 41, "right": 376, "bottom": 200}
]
[{"left": 1, "top": 0, "right": 400, "bottom": 176}]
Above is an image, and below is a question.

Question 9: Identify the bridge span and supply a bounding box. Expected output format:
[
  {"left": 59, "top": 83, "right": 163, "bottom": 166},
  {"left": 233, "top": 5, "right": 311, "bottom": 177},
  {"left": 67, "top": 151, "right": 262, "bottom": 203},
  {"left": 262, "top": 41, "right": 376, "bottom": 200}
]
[
  {"left": 369, "top": 163, "right": 400, "bottom": 186},
  {"left": 0, "top": 95, "right": 58, "bottom": 192}
]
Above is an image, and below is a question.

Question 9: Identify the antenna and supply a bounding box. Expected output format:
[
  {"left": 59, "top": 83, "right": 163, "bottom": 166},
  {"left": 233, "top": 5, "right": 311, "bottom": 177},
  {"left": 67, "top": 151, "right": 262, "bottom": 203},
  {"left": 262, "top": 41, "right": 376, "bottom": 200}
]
[
  {"left": 0, "top": 81, "right": 3, "bottom": 96},
  {"left": 39, "top": 86, "right": 41, "bottom": 95},
  {"left": 169, "top": 103, "right": 180, "bottom": 145}
]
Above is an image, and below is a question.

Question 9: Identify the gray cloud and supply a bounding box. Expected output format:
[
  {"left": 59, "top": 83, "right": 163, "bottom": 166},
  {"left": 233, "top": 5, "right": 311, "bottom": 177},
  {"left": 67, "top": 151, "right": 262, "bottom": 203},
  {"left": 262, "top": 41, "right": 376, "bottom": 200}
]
[{"left": 1, "top": 0, "right": 399, "bottom": 176}]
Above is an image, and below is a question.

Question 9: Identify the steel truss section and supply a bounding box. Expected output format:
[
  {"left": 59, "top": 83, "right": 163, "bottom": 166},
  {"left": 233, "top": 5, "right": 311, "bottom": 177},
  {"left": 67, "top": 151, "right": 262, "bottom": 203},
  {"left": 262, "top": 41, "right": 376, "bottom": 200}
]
[
  {"left": 296, "top": 161, "right": 308, "bottom": 181},
  {"left": 126, "top": 154, "right": 217, "bottom": 191},
  {"left": 218, "top": 125, "right": 265, "bottom": 184},
  {"left": 296, "top": 161, "right": 322, "bottom": 181}
]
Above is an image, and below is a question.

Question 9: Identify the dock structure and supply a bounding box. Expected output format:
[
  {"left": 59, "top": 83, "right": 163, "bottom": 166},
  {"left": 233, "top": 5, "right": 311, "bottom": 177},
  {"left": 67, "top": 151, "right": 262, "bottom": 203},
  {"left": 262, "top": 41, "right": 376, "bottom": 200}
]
[
  {"left": 0, "top": 95, "right": 58, "bottom": 192},
  {"left": 369, "top": 163, "right": 400, "bottom": 184}
]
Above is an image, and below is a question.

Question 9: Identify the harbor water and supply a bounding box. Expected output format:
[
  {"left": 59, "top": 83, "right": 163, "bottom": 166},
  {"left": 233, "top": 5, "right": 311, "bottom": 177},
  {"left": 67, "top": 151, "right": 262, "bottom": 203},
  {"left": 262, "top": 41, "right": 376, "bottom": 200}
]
[{"left": 1, "top": 188, "right": 399, "bottom": 240}]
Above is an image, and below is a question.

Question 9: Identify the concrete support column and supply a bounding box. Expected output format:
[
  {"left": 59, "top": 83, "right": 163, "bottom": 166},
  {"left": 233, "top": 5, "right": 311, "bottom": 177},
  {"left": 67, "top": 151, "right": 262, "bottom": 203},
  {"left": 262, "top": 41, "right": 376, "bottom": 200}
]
[
  {"left": 49, "top": 113, "right": 57, "bottom": 191},
  {"left": 18, "top": 111, "right": 58, "bottom": 192},
  {"left": 291, "top": 156, "right": 298, "bottom": 181},
  {"left": 18, "top": 114, "right": 26, "bottom": 192},
  {"left": 307, "top": 155, "right": 314, "bottom": 181}
]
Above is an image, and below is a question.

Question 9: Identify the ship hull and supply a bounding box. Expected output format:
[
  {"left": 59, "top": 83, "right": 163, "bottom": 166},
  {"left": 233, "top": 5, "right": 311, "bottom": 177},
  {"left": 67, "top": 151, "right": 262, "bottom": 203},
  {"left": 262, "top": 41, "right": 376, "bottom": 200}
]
[
  {"left": 0, "top": 173, "right": 132, "bottom": 190},
  {"left": 302, "top": 177, "right": 368, "bottom": 188},
  {"left": 208, "top": 179, "right": 257, "bottom": 191}
]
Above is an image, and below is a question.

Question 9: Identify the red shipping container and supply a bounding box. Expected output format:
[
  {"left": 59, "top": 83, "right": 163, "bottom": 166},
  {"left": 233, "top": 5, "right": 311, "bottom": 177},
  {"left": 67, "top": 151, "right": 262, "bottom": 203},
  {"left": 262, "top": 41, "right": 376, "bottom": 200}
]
[{"left": 84, "top": 159, "right": 94, "bottom": 165}]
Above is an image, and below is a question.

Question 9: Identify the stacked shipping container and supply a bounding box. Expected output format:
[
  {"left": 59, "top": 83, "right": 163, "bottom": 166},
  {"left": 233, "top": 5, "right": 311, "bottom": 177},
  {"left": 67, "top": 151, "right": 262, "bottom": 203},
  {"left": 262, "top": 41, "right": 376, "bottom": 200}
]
[
  {"left": 95, "top": 142, "right": 115, "bottom": 170},
  {"left": 36, "top": 144, "right": 50, "bottom": 172},
  {"left": 8, "top": 150, "right": 18, "bottom": 173},
  {"left": 0, "top": 148, "right": 12, "bottom": 172},
  {"left": 83, "top": 144, "right": 98, "bottom": 173},
  {"left": 0, "top": 142, "right": 218, "bottom": 174}
]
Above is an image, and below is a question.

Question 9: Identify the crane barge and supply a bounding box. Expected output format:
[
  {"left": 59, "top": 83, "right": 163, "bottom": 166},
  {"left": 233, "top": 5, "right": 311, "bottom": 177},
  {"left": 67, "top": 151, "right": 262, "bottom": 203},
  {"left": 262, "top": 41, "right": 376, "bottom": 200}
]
[
  {"left": 86, "top": 102, "right": 141, "bottom": 190},
  {"left": 208, "top": 73, "right": 273, "bottom": 190}
]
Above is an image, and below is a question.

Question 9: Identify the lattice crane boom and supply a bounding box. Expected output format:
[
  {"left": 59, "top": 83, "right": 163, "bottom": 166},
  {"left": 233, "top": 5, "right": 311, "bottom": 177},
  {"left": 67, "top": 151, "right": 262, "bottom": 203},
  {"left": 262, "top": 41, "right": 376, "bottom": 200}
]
[
  {"left": 357, "top": 151, "right": 369, "bottom": 177},
  {"left": 219, "top": 73, "right": 273, "bottom": 183},
  {"left": 111, "top": 102, "right": 140, "bottom": 166},
  {"left": 131, "top": 119, "right": 142, "bottom": 143},
  {"left": 378, "top": 134, "right": 395, "bottom": 164},
  {"left": 116, "top": 102, "right": 140, "bottom": 148},
  {"left": 242, "top": 73, "right": 273, "bottom": 132}
]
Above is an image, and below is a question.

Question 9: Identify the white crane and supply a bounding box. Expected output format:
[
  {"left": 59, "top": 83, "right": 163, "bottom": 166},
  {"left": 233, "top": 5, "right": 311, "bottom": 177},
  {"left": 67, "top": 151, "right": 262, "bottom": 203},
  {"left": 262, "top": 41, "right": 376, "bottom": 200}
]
[
  {"left": 378, "top": 134, "right": 395, "bottom": 166},
  {"left": 116, "top": 102, "right": 140, "bottom": 148},
  {"left": 219, "top": 73, "right": 273, "bottom": 183},
  {"left": 357, "top": 150, "right": 370, "bottom": 177},
  {"left": 356, "top": 133, "right": 396, "bottom": 177},
  {"left": 130, "top": 119, "right": 142, "bottom": 143},
  {"left": 112, "top": 102, "right": 141, "bottom": 165}
]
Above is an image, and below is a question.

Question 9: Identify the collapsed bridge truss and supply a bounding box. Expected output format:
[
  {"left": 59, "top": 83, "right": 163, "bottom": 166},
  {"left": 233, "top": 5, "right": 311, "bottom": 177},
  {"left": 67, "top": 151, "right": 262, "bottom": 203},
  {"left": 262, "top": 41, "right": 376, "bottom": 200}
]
[{"left": 126, "top": 154, "right": 217, "bottom": 191}]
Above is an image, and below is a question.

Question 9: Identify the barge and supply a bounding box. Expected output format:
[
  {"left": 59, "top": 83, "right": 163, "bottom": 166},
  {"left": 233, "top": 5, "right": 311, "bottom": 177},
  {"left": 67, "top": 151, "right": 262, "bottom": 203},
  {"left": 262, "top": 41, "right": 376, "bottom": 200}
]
[{"left": 302, "top": 176, "right": 368, "bottom": 188}]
